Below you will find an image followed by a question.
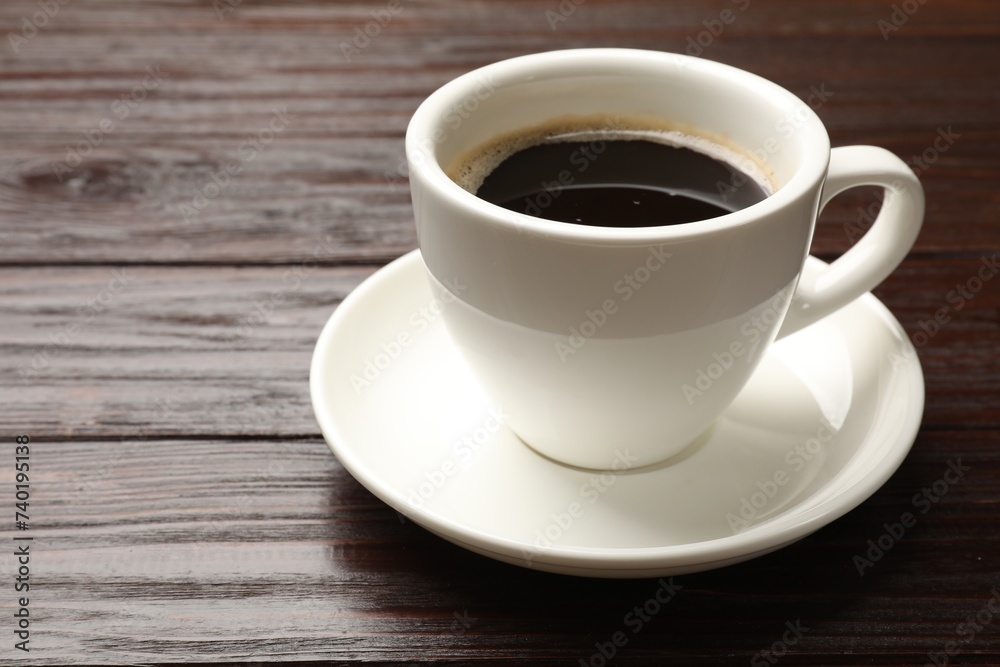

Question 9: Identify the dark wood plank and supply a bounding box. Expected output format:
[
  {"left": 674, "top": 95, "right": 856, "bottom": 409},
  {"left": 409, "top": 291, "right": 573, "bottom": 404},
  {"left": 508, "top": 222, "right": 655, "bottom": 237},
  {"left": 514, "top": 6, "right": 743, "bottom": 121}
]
[
  {"left": 0, "top": 0, "right": 997, "bottom": 263},
  {"left": 1, "top": 433, "right": 996, "bottom": 665},
  {"left": 0, "top": 258, "right": 997, "bottom": 439},
  {"left": 0, "top": 264, "right": 374, "bottom": 438}
]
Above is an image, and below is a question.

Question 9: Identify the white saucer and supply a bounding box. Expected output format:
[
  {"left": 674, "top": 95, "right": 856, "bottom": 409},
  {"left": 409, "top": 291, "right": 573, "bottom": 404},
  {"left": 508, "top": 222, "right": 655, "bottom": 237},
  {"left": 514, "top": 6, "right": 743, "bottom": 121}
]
[{"left": 310, "top": 250, "right": 924, "bottom": 578}]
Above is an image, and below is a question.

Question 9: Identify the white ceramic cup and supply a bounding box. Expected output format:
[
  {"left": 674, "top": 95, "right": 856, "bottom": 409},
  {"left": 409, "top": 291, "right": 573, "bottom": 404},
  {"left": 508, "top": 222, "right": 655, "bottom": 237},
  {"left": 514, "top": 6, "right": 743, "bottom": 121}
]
[{"left": 406, "top": 49, "right": 923, "bottom": 470}]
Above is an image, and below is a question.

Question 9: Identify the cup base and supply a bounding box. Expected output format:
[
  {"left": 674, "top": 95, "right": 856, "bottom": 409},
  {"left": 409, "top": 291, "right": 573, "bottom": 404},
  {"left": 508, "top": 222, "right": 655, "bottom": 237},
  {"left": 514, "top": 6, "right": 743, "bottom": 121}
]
[{"left": 511, "top": 422, "right": 716, "bottom": 473}]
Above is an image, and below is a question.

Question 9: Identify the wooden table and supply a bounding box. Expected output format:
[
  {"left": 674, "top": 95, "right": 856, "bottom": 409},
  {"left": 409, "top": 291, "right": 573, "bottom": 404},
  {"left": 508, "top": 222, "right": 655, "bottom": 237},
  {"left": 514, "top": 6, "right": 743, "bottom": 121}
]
[{"left": 2, "top": 0, "right": 998, "bottom": 664}]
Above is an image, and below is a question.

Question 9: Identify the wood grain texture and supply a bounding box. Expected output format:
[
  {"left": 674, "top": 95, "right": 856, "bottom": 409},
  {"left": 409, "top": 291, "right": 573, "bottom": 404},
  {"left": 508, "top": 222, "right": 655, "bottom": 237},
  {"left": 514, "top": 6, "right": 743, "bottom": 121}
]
[
  {"left": 0, "top": 433, "right": 997, "bottom": 664},
  {"left": 0, "top": 264, "right": 375, "bottom": 438},
  {"left": 0, "top": 0, "right": 997, "bottom": 263},
  {"left": 1, "top": 0, "right": 998, "bottom": 664},
  {"left": 1, "top": 258, "right": 997, "bottom": 439}
]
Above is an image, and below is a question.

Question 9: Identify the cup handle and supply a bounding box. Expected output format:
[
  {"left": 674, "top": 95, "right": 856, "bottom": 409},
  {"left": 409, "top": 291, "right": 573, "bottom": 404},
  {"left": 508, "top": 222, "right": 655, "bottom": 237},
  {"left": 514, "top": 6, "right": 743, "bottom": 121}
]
[{"left": 776, "top": 146, "right": 925, "bottom": 339}]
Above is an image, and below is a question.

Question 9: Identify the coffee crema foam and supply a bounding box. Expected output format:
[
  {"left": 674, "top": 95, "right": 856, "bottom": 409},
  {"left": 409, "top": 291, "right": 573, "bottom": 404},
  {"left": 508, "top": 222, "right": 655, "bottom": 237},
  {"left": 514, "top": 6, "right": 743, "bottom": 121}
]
[{"left": 447, "top": 114, "right": 777, "bottom": 199}]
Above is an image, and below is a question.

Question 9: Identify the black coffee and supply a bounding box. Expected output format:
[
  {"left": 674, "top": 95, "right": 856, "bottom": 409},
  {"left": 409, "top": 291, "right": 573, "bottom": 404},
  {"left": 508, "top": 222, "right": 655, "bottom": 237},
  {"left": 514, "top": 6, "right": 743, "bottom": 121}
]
[{"left": 473, "top": 138, "right": 769, "bottom": 227}]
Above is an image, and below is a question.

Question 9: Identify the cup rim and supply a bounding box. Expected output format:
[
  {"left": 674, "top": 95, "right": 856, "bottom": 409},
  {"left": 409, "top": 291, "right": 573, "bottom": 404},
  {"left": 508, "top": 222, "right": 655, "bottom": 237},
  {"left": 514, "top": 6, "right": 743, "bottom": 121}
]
[{"left": 406, "top": 48, "right": 832, "bottom": 244}]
